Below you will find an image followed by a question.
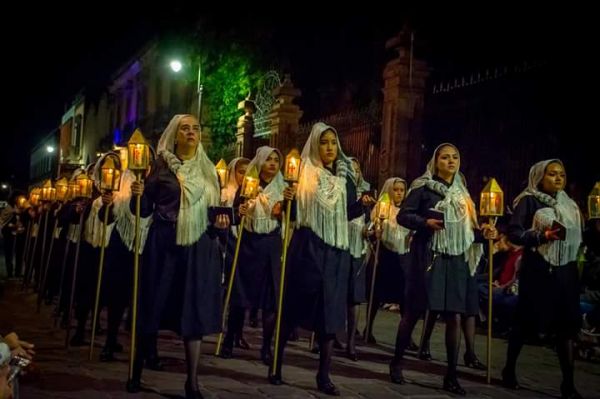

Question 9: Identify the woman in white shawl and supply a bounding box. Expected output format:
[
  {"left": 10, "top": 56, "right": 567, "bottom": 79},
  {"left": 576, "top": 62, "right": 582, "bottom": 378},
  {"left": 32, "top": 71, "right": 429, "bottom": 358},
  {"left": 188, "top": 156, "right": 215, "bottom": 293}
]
[
  {"left": 269, "top": 123, "right": 370, "bottom": 396},
  {"left": 364, "top": 178, "right": 411, "bottom": 345},
  {"left": 220, "top": 146, "right": 285, "bottom": 364},
  {"left": 392, "top": 143, "right": 496, "bottom": 395},
  {"left": 127, "top": 115, "right": 229, "bottom": 399},
  {"left": 221, "top": 157, "right": 250, "bottom": 207},
  {"left": 502, "top": 160, "right": 582, "bottom": 399},
  {"left": 92, "top": 150, "right": 158, "bottom": 364}
]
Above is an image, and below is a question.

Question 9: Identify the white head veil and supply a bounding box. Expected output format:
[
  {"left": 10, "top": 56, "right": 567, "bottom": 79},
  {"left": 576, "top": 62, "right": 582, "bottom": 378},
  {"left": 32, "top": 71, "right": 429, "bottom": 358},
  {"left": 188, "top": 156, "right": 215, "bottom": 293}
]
[
  {"left": 221, "top": 157, "right": 249, "bottom": 207},
  {"left": 371, "top": 177, "right": 411, "bottom": 254},
  {"left": 296, "top": 122, "right": 350, "bottom": 249},
  {"left": 514, "top": 159, "right": 582, "bottom": 266},
  {"left": 157, "top": 114, "right": 220, "bottom": 246},
  {"left": 243, "top": 146, "right": 285, "bottom": 234}
]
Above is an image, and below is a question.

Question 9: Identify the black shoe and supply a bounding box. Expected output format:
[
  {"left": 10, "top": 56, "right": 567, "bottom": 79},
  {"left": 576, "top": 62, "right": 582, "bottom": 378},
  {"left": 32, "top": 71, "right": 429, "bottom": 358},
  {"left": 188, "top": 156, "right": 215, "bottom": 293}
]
[
  {"left": 126, "top": 378, "right": 141, "bottom": 393},
  {"left": 346, "top": 351, "right": 358, "bottom": 361},
  {"left": 407, "top": 340, "right": 419, "bottom": 352},
  {"left": 464, "top": 353, "right": 486, "bottom": 370},
  {"left": 99, "top": 346, "right": 115, "bottom": 362},
  {"left": 185, "top": 379, "right": 204, "bottom": 399},
  {"left": 268, "top": 370, "right": 283, "bottom": 385},
  {"left": 389, "top": 360, "right": 405, "bottom": 384},
  {"left": 145, "top": 356, "right": 164, "bottom": 371},
  {"left": 561, "top": 382, "right": 583, "bottom": 399},
  {"left": 501, "top": 368, "right": 520, "bottom": 390},
  {"left": 417, "top": 349, "right": 432, "bottom": 361},
  {"left": 220, "top": 345, "right": 233, "bottom": 359},
  {"left": 235, "top": 337, "right": 251, "bottom": 350},
  {"left": 443, "top": 376, "right": 466, "bottom": 396},
  {"left": 260, "top": 347, "right": 272, "bottom": 366},
  {"left": 316, "top": 374, "right": 340, "bottom": 396}
]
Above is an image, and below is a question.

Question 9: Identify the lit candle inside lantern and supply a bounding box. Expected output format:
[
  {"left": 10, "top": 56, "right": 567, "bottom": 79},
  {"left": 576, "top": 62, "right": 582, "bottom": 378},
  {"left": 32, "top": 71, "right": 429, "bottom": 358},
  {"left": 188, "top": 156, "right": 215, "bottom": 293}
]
[
  {"left": 56, "top": 178, "right": 68, "bottom": 202},
  {"left": 284, "top": 149, "right": 302, "bottom": 183},
  {"left": 133, "top": 145, "right": 143, "bottom": 167},
  {"left": 377, "top": 192, "right": 391, "bottom": 220},
  {"left": 241, "top": 166, "right": 260, "bottom": 199}
]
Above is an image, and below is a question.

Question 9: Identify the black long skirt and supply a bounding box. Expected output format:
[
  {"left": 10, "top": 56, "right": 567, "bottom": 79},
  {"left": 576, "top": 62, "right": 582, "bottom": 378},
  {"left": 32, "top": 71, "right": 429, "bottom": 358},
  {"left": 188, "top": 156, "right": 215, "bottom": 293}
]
[
  {"left": 515, "top": 251, "right": 581, "bottom": 339},
  {"left": 369, "top": 246, "right": 407, "bottom": 305},
  {"left": 283, "top": 227, "right": 350, "bottom": 335},
  {"left": 230, "top": 229, "right": 281, "bottom": 311},
  {"left": 101, "top": 233, "right": 133, "bottom": 315},
  {"left": 138, "top": 220, "right": 222, "bottom": 338}
]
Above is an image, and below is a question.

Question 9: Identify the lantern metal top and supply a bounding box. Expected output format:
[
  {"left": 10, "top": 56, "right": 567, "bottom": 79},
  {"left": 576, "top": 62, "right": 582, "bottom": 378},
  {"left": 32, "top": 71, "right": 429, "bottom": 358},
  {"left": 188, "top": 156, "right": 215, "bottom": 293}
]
[
  {"left": 216, "top": 158, "right": 227, "bottom": 171},
  {"left": 481, "top": 178, "right": 503, "bottom": 194},
  {"left": 128, "top": 129, "right": 147, "bottom": 145}
]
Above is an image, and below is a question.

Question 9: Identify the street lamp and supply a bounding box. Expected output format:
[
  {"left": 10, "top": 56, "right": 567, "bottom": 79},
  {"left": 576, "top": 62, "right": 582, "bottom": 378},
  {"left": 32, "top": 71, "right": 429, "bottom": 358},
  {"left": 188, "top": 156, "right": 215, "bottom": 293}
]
[
  {"left": 1, "top": 184, "right": 7, "bottom": 190},
  {"left": 46, "top": 145, "right": 55, "bottom": 153},
  {"left": 169, "top": 60, "right": 182, "bottom": 73},
  {"left": 169, "top": 58, "right": 203, "bottom": 124}
]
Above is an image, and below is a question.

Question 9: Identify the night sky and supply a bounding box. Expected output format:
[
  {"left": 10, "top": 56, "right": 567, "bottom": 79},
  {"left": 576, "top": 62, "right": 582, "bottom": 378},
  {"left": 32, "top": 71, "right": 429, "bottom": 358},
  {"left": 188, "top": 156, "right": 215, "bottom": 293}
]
[{"left": 2, "top": 6, "right": 593, "bottom": 190}]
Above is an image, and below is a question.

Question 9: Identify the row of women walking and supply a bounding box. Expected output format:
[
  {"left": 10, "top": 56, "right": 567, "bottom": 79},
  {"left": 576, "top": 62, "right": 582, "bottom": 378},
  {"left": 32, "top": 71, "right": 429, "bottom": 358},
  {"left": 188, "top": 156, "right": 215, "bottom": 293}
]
[{"left": 16, "top": 113, "right": 585, "bottom": 399}]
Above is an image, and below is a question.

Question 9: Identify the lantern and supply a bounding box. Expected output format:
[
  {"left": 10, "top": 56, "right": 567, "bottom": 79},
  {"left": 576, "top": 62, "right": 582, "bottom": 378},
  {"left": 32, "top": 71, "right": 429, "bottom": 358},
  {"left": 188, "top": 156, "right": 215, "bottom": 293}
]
[
  {"left": 41, "top": 179, "right": 55, "bottom": 202},
  {"left": 480, "top": 178, "right": 504, "bottom": 217},
  {"left": 100, "top": 155, "right": 122, "bottom": 192},
  {"left": 241, "top": 166, "right": 260, "bottom": 199},
  {"left": 588, "top": 181, "right": 600, "bottom": 220},
  {"left": 16, "top": 195, "right": 27, "bottom": 209},
  {"left": 30, "top": 188, "right": 41, "bottom": 206},
  {"left": 284, "top": 148, "right": 301, "bottom": 183},
  {"left": 127, "top": 129, "right": 150, "bottom": 172},
  {"left": 55, "top": 178, "right": 69, "bottom": 202},
  {"left": 76, "top": 173, "right": 93, "bottom": 199},
  {"left": 216, "top": 158, "right": 228, "bottom": 188},
  {"left": 67, "top": 181, "right": 80, "bottom": 200},
  {"left": 376, "top": 192, "right": 391, "bottom": 220}
]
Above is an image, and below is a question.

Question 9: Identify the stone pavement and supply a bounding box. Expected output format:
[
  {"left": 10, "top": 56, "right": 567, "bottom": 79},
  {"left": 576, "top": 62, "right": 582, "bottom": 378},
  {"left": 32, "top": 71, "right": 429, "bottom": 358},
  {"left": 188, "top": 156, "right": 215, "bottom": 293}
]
[{"left": 1, "top": 278, "right": 599, "bottom": 398}]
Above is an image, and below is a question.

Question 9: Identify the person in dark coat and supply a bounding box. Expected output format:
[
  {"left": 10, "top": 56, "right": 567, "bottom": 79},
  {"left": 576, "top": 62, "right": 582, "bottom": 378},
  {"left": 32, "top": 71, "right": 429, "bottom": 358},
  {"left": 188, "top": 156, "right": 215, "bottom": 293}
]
[
  {"left": 502, "top": 160, "right": 583, "bottom": 399},
  {"left": 268, "top": 122, "right": 372, "bottom": 396},
  {"left": 221, "top": 146, "right": 285, "bottom": 363},
  {"left": 219, "top": 157, "right": 250, "bottom": 349},
  {"left": 365, "top": 178, "right": 412, "bottom": 347},
  {"left": 391, "top": 143, "right": 497, "bottom": 395},
  {"left": 95, "top": 151, "right": 156, "bottom": 365},
  {"left": 127, "top": 114, "right": 229, "bottom": 399}
]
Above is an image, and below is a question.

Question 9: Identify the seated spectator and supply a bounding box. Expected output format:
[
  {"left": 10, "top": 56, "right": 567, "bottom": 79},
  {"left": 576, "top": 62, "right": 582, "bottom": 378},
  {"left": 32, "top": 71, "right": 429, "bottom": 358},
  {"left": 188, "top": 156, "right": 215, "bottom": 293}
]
[
  {"left": 479, "top": 235, "right": 522, "bottom": 333},
  {"left": 581, "top": 219, "right": 600, "bottom": 335}
]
